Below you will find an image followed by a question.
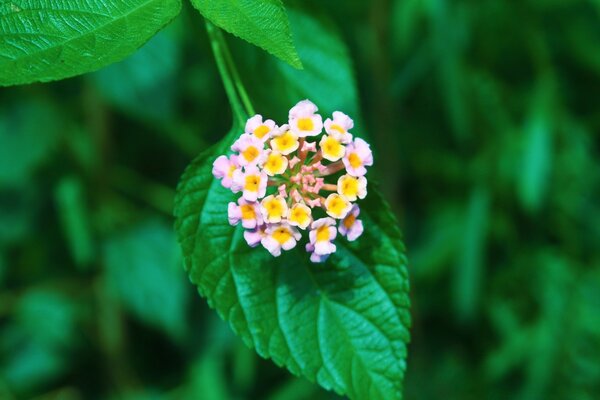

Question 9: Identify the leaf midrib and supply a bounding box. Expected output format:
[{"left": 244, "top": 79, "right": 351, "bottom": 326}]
[{"left": 0, "top": 0, "right": 173, "bottom": 64}]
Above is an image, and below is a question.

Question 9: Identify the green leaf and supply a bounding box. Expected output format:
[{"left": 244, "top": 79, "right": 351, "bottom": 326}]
[
  {"left": 189, "top": 0, "right": 302, "bottom": 69},
  {"left": 174, "top": 128, "right": 411, "bottom": 400},
  {"left": 103, "top": 219, "right": 189, "bottom": 341},
  {"left": 276, "top": 10, "right": 359, "bottom": 117},
  {"left": 0, "top": 0, "right": 181, "bottom": 86},
  {"left": 90, "top": 23, "right": 182, "bottom": 122}
]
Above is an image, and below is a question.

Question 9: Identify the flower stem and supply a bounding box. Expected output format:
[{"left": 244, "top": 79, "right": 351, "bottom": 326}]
[{"left": 205, "top": 21, "right": 248, "bottom": 127}]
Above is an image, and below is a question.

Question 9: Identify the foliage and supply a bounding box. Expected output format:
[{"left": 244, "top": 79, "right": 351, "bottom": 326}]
[{"left": 1, "top": 0, "right": 600, "bottom": 399}]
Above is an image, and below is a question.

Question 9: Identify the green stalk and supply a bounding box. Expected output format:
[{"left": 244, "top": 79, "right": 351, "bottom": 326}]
[
  {"left": 205, "top": 22, "right": 246, "bottom": 127},
  {"left": 216, "top": 29, "right": 256, "bottom": 117}
]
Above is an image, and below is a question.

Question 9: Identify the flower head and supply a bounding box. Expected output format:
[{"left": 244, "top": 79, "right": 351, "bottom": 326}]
[
  {"left": 343, "top": 138, "right": 373, "bottom": 177},
  {"left": 260, "top": 195, "right": 288, "bottom": 224},
  {"left": 228, "top": 198, "right": 262, "bottom": 229},
  {"left": 309, "top": 217, "right": 337, "bottom": 256},
  {"left": 338, "top": 204, "right": 364, "bottom": 241},
  {"left": 324, "top": 111, "right": 354, "bottom": 144},
  {"left": 212, "top": 100, "right": 374, "bottom": 262},
  {"left": 232, "top": 134, "right": 266, "bottom": 167},
  {"left": 212, "top": 155, "right": 241, "bottom": 190},
  {"left": 261, "top": 223, "right": 301, "bottom": 256},
  {"left": 246, "top": 114, "right": 276, "bottom": 142},
  {"left": 289, "top": 100, "right": 323, "bottom": 137},
  {"left": 232, "top": 166, "right": 267, "bottom": 202},
  {"left": 337, "top": 174, "right": 367, "bottom": 202}
]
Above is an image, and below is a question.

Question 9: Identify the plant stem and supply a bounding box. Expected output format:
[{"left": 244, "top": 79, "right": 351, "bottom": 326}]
[
  {"left": 205, "top": 21, "right": 246, "bottom": 127},
  {"left": 216, "top": 29, "right": 256, "bottom": 117}
]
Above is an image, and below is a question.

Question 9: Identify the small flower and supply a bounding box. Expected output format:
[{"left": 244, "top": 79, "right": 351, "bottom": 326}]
[
  {"left": 260, "top": 195, "right": 288, "bottom": 223},
  {"left": 309, "top": 217, "right": 337, "bottom": 256},
  {"left": 319, "top": 135, "right": 345, "bottom": 162},
  {"left": 287, "top": 203, "right": 312, "bottom": 229},
  {"left": 306, "top": 243, "right": 330, "bottom": 263},
  {"left": 244, "top": 225, "right": 267, "bottom": 247},
  {"left": 228, "top": 198, "right": 262, "bottom": 229},
  {"left": 261, "top": 150, "right": 288, "bottom": 176},
  {"left": 324, "top": 193, "right": 352, "bottom": 219},
  {"left": 343, "top": 138, "right": 373, "bottom": 177},
  {"left": 270, "top": 127, "right": 299, "bottom": 155},
  {"left": 337, "top": 174, "right": 367, "bottom": 201},
  {"left": 261, "top": 223, "right": 301, "bottom": 256},
  {"left": 289, "top": 100, "right": 323, "bottom": 137},
  {"left": 324, "top": 111, "right": 354, "bottom": 143},
  {"left": 232, "top": 134, "right": 265, "bottom": 167},
  {"left": 338, "top": 205, "right": 364, "bottom": 241},
  {"left": 246, "top": 114, "right": 276, "bottom": 142},
  {"left": 212, "top": 155, "right": 240, "bottom": 189},
  {"left": 232, "top": 166, "right": 268, "bottom": 202}
]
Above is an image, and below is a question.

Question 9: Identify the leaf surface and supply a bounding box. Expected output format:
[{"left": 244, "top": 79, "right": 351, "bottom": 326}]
[
  {"left": 189, "top": 0, "right": 302, "bottom": 69},
  {"left": 0, "top": 0, "right": 181, "bottom": 86}
]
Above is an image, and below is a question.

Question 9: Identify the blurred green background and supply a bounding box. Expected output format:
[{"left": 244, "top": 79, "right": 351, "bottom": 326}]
[{"left": 1, "top": 0, "right": 600, "bottom": 399}]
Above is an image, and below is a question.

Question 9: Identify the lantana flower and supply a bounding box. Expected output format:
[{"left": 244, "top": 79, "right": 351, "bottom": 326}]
[
  {"left": 213, "top": 99, "right": 374, "bottom": 262},
  {"left": 245, "top": 114, "right": 276, "bottom": 142}
]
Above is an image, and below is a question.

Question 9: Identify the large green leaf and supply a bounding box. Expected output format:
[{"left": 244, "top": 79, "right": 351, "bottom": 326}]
[
  {"left": 174, "top": 128, "right": 411, "bottom": 399},
  {"left": 0, "top": 0, "right": 181, "bottom": 86},
  {"left": 189, "top": 0, "right": 302, "bottom": 69}
]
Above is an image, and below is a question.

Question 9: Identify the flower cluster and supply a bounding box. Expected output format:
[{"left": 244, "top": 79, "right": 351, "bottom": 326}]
[{"left": 212, "top": 100, "right": 372, "bottom": 263}]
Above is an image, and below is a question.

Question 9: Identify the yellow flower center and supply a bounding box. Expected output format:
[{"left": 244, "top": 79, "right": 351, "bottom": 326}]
[
  {"left": 244, "top": 175, "right": 260, "bottom": 192},
  {"left": 321, "top": 136, "right": 344, "bottom": 159},
  {"left": 343, "top": 214, "right": 356, "bottom": 229},
  {"left": 348, "top": 152, "right": 362, "bottom": 168},
  {"left": 330, "top": 124, "right": 345, "bottom": 134},
  {"left": 265, "top": 198, "right": 285, "bottom": 219},
  {"left": 326, "top": 194, "right": 349, "bottom": 217},
  {"left": 254, "top": 125, "right": 270, "bottom": 138},
  {"left": 340, "top": 176, "right": 359, "bottom": 198},
  {"left": 273, "top": 227, "right": 292, "bottom": 244},
  {"left": 265, "top": 153, "right": 285, "bottom": 175},
  {"left": 297, "top": 117, "right": 314, "bottom": 131},
  {"left": 316, "top": 225, "right": 330, "bottom": 242},
  {"left": 242, "top": 146, "right": 260, "bottom": 162},
  {"left": 289, "top": 205, "right": 310, "bottom": 226},
  {"left": 240, "top": 204, "right": 256, "bottom": 220},
  {"left": 272, "top": 131, "right": 298, "bottom": 153}
]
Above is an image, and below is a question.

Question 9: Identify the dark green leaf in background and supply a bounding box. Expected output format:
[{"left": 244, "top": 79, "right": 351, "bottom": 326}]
[
  {"left": 0, "top": 0, "right": 181, "bottom": 86},
  {"left": 90, "top": 23, "right": 182, "bottom": 123},
  {"left": 190, "top": 0, "right": 302, "bottom": 69},
  {"left": 103, "top": 219, "right": 189, "bottom": 341},
  {"left": 174, "top": 127, "right": 411, "bottom": 400}
]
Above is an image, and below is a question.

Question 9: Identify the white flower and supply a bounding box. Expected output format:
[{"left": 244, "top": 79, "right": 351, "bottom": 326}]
[
  {"left": 342, "top": 138, "right": 373, "bottom": 177},
  {"left": 288, "top": 100, "right": 323, "bottom": 137},
  {"left": 338, "top": 204, "right": 364, "bottom": 241},
  {"left": 232, "top": 166, "right": 268, "bottom": 202},
  {"left": 261, "top": 150, "right": 288, "bottom": 176},
  {"left": 324, "top": 111, "right": 354, "bottom": 143},
  {"left": 260, "top": 195, "right": 288, "bottom": 224},
  {"left": 232, "top": 133, "right": 266, "bottom": 167},
  {"left": 270, "top": 127, "right": 299, "bottom": 155},
  {"left": 227, "top": 198, "right": 262, "bottom": 229},
  {"left": 309, "top": 217, "right": 337, "bottom": 256},
  {"left": 245, "top": 114, "right": 276, "bottom": 142},
  {"left": 319, "top": 135, "right": 345, "bottom": 162},
  {"left": 212, "top": 154, "right": 240, "bottom": 189},
  {"left": 287, "top": 203, "right": 312, "bottom": 229},
  {"left": 337, "top": 174, "right": 367, "bottom": 201},
  {"left": 244, "top": 225, "right": 267, "bottom": 247},
  {"left": 261, "top": 223, "right": 301, "bottom": 256},
  {"left": 324, "top": 193, "right": 352, "bottom": 219}
]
